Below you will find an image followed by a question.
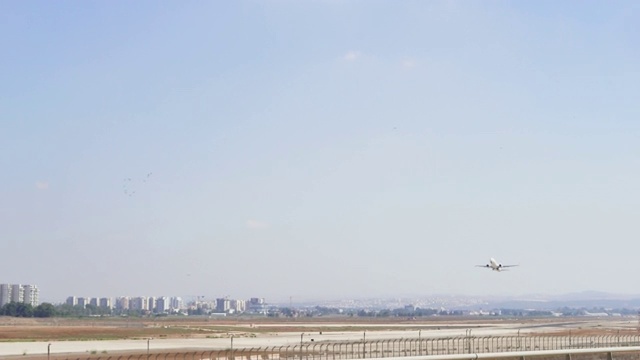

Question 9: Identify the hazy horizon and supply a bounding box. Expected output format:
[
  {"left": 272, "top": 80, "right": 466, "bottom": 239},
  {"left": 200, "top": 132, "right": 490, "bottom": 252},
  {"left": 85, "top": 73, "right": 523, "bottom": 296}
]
[
  {"left": 3, "top": 1, "right": 640, "bottom": 302},
  {"left": 38, "top": 289, "right": 640, "bottom": 307}
]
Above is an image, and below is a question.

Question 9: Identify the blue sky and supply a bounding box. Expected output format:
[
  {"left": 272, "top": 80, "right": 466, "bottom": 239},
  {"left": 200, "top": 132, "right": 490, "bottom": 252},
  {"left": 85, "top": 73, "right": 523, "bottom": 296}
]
[{"left": 2, "top": 1, "right": 640, "bottom": 303}]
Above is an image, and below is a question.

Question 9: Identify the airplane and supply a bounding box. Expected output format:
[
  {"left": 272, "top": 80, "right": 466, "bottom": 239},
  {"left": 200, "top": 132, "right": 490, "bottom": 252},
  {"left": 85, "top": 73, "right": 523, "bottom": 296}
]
[{"left": 476, "top": 258, "right": 518, "bottom": 272}]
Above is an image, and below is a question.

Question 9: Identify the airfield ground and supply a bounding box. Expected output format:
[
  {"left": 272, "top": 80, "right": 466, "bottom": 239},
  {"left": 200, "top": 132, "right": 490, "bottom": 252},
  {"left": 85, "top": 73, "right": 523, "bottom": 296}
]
[{"left": 0, "top": 316, "right": 638, "bottom": 358}]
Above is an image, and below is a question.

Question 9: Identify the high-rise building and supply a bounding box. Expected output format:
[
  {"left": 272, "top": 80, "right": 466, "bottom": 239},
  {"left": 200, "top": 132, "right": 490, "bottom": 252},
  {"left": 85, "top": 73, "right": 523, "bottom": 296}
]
[
  {"left": 66, "top": 296, "right": 78, "bottom": 306},
  {"left": 23, "top": 285, "right": 39, "bottom": 306},
  {"left": 1, "top": 284, "right": 40, "bottom": 306},
  {"left": 170, "top": 297, "right": 183, "bottom": 310},
  {"left": 156, "top": 297, "right": 169, "bottom": 313},
  {"left": 77, "top": 297, "right": 88, "bottom": 308},
  {"left": 130, "top": 297, "right": 149, "bottom": 311},
  {"left": 148, "top": 297, "right": 156, "bottom": 312},
  {"left": 99, "top": 297, "right": 112, "bottom": 309},
  {"left": 0, "top": 284, "right": 10, "bottom": 306},
  {"left": 10, "top": 284, "right": 23, "bottom": 303},
  {"left": 115, "top": 297, "right": 130, "bottom": 311},
  {"left": 231, "top": 299, "right": 246, "bottom": 313},
  {"left": 216, "top": 298, "right": 230, "bottom": 313}
]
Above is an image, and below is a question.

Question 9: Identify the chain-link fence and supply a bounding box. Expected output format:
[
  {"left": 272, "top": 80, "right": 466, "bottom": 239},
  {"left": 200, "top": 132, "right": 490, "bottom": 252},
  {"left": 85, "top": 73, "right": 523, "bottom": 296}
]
[{"left": 41, "top": 335, "right": 640, "bottom": 360}]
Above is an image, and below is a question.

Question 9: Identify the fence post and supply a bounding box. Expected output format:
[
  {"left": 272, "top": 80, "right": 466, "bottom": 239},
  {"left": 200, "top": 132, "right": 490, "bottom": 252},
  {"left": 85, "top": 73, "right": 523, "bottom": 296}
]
[{"left": 363, "top": 331, "right": 366, "bottom": 359}]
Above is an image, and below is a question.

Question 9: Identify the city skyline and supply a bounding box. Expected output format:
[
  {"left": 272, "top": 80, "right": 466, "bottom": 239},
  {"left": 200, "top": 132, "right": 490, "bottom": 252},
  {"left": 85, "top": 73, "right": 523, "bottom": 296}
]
[
  {"left": 7, "top": 283, "right": 640, "bottom": 313},
  {"left": 3, "top": 1, "right": 640, "bottom": 301},
  {"left": 41, "top": 289, "right": 640, "bottom": 308}
]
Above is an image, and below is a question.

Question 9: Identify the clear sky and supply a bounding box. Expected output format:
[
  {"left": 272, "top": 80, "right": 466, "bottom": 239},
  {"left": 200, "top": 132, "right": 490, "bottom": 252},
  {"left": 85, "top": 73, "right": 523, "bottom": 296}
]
[{"left": 2, "top": 1, "right": 640, "bottom": 303}]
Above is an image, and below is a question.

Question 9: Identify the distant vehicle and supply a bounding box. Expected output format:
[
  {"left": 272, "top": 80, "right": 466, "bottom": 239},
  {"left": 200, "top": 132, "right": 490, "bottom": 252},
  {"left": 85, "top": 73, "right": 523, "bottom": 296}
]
[{"left": 476, "top": 258, "right": 518, "bottom": 272}]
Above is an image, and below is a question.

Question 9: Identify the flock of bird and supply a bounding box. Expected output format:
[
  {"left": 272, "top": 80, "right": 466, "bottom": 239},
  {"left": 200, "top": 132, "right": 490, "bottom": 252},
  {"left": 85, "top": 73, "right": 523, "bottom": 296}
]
[{"left": 123, "top": 172, "right": 152, "bottom": 197}]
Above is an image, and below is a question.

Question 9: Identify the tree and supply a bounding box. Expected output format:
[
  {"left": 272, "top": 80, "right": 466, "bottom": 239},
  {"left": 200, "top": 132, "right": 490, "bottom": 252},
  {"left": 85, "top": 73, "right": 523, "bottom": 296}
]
[
  {"left": 85, "top": 304, "right": 98, "bottom": 315},
  {"left": 34, "top": 303, "right": 56, "bottom": 317},
  {"left": 16, "top": 303, "right": 34, "bottom": 317},
  {"left": 1, "top": 302, "right": 18, "bottom": 316}
]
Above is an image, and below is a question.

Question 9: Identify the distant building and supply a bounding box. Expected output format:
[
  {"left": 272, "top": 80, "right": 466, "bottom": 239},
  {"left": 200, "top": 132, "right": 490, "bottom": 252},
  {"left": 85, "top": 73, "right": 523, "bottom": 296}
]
[
  {"left": 89, "top": 297, "right": 99, "bottom": 307},
  {"left": 248, "top": 297, "right": 267, "bottom": 314},
  {"left": 156, "top": 297, "right": 169, "bottom": 313},
  {"left": 66, "top": 296, "right": 78, "bottom": 306},
  {"left": 170, "top": 297, "right": 183, "bottom": 311},
  {"left": 0, "top": 284, "right": 10, "bottom": 306},
  {"left": 10, "top": 284, "right": 23, "bottom": 303},
  {"left": 250, "top": 298, "right": 264, "bottom": 305},
  {"left": 404, "top": 304, "right": 416, "bottom": 312},
  {"left": 130, "top": 297, "right": 149, "bottom": 311},
  {"left": 77, "top": 297, "right": 88, "bottom": 308},
  {"left": 148, "top": 297, "right": 156, "bottom": 312},
  {"left": 99, "top": 297, "right": 112, "bottom": 309},
  {"left": 23, "top": 285, "right": 39, "bottom": 306},
  {"left": 0, "top": 284, "right": 40, "bottom": 306},
  {"left": 231, "top": 299, "right": 246, "bottom": 313},
  {"left": 216, "top": 298, "right": 230, "bottom": 313},
  {"left": 115, "top": 297, "right": 130, "bottom": 311}
]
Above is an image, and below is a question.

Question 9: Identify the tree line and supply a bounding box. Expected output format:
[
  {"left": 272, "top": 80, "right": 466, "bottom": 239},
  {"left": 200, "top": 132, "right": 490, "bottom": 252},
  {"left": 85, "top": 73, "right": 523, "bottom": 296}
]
[
  {"left": 0, "top": 302, "right": 55, "bottom": 317},
  {"left": 1, "top": 303, "right": 176, "bottom": 318}
]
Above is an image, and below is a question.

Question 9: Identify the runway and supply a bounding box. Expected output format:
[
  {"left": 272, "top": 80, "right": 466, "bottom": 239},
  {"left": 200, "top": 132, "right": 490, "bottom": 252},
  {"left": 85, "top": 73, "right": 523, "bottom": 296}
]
[{"left": 0, "top": 319, "right": 631, "bottom": 357}]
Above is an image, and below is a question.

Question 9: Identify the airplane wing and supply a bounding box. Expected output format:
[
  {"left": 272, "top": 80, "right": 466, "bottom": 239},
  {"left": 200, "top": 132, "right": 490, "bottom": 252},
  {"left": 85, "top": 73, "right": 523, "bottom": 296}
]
[{"left": 501, "top": 265, "right": 519, "bottom": 268}]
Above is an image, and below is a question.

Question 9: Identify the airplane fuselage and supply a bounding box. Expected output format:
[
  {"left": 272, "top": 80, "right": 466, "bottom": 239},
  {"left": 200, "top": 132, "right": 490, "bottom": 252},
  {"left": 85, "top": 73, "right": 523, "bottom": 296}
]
[{"left": 489, "top": 258, "right": 502, "bottom": 271}]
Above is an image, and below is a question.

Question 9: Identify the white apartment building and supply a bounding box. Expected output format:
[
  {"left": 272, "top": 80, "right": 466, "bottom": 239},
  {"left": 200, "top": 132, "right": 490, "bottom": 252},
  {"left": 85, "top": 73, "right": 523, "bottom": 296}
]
[
  {"left": 0, "top": 284, "right": 40, "bottom": 307},
  {"left": 23, "top": 285, "right": 39, "bottom": 306},
  {"left": 10, "top": 284, "right": 23, "bottom": 303},
  {"left": 0, "top": 284, "right": 10, "bottom": 306}
]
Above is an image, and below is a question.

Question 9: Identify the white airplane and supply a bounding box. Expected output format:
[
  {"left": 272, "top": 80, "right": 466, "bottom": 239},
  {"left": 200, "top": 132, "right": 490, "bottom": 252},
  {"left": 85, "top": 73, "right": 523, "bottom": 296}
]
[{"left": 476, "top": 258, "right": 518, "bottom": 272}]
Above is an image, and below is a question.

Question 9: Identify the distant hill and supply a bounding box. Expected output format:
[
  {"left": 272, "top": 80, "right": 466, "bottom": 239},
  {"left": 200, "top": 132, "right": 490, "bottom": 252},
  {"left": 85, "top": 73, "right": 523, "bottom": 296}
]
[
  {"left": 466, "top": 291, "right": 640, "bottom": 311},
  {"left": 300, "top": 292, "right": 640, "bottom": 312}
]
